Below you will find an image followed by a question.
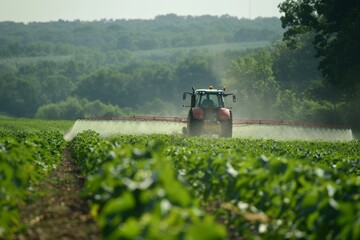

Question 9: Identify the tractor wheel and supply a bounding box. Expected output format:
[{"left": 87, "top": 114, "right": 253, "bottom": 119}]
[
  {"left": 182, "top": 127, "right": 187, "bottom": 135},
  {"left": 220, "top": 119, "right": 232, "bottom": 138},
  {"left": 188, "top": 111, "right": 202, "bottom": 136}
]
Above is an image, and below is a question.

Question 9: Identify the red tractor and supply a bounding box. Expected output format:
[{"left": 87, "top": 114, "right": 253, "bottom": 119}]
[{"left": 183, "top": 86, "right": 236, "bottom": 137}]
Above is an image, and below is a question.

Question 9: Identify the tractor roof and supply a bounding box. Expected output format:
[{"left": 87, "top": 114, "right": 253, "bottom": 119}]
[{"left": 195, "top": 89, "right": 224, "bottom": 94}]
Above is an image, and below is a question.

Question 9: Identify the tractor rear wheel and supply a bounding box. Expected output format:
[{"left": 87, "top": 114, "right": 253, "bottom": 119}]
[
  {"left": 220, "top": 119, "right": 232, "bottom": 138},
  {"left": 188, "top": 111, "right": 202, "bottom": 136}
]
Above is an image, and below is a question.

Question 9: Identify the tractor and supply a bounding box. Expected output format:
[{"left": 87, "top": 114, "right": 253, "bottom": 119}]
[{"left": 182, "top": 86, "right": 236, "bottom": 137}]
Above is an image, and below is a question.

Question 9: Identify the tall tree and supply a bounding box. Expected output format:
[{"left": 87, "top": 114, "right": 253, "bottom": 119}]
[
  {"left": 279, "top": 0, "right": 360, "bottom": 92},
  {"left": 225, "top": 50, "right": 280, "bottom": 119},
  {"left": 0, "top": 73, "right": 41, "bottom": 117},
  {"left": 175, "top": 56, "right": 218, "bottom": 92},
  {"left": 271, "top": 35, "right": 321, "bottom": 92},
  {"left": 75, "top": 69, "right": 131, "bottom": 107}
]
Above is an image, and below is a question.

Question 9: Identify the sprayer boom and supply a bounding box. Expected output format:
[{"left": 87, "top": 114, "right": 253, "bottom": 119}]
[
  {"left": 79, "top": 116, "right": 350, "bottom": 129},
  {"left": 64, "top": 115, "right": 352, "bottom": 141},
  {"left": 79, "top": 116, "right": 187, "bottom": 123},
  {"left": 233, "top": 119, "right": 350, "bottom": 130}
]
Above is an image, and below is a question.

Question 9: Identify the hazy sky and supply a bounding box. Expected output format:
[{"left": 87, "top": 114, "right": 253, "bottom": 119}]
[{"left": 0, "top": 0, "right": 283, "bottom": 23}]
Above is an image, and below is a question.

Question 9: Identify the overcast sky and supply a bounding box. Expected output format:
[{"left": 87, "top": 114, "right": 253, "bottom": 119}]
[{"left": 0, "top": 0, "right": 283, "bottom": 23}]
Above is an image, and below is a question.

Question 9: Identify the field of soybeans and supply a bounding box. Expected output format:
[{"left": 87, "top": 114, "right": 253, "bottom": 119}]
[{"left": 0, "top": 117, "right": 359, "bottom": 239}]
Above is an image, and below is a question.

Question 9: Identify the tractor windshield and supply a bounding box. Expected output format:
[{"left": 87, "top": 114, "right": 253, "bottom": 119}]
[{"left": 196, "top": 91, "right": 225, "bottom": 108}]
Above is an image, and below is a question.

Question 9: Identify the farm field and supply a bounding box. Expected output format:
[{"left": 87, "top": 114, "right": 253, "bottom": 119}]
[
  {"left": 0, "top": 116, "right": 74, "bottom": 133},
  {"left": 0, "top": 118, "right": 359, "bottom": 239}
]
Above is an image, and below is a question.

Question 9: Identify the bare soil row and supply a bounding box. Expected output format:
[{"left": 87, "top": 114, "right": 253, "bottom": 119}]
[{"left": 15, "top": 148, "right": 101, "bottom": 240}]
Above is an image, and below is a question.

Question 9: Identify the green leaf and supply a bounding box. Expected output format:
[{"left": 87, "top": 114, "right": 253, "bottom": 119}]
[
  {"left": 102, "top": 192, "right": 135, "bottom": 215},
  {"left": 187, "top": 221, "right": 227, "bottom": 240}
]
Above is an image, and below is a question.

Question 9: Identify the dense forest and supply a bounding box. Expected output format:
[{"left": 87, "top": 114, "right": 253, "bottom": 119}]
[{"left": 0, "top": 11, "right": 359, "bottom": 129}]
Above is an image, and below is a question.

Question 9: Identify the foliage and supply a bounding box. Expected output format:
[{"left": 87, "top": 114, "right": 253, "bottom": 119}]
[
  {"left": 271, "top": 36, "right": 321, "bottom": 93},
  {"left": 137, "top": 98, "right": 178, "bottom": 117},
  {"left": 0, "top": 16, "right": 282, "bottom": 54},
  {"left": 225, "top": 49, "right": 280, "bottom": 119},
  {"left": 279, "top": 0, "right": 360, "bottom": 128},
  {"left": 175, "top": 55, "right": 219, "bottom": 92},
  {"left": 35, "top": 97, "right": 132, "bottom": 119},
  {"left": 0, "top": 130, "right": 66, "bottom": 238},
  {"left": 70, "top": 132, "right": 360, "bottom": 239},
  {"left": 279, "top": 0, "right": 360, "bottom": 87},
  {"left": 0, "top": 72, "right": 41, "bottom": 117},
  {"left": 71, "top": 131, "right": 226, "bottom": 239}
]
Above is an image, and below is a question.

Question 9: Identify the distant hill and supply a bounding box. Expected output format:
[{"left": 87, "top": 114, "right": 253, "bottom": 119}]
[{"left": 0, "top": 15, "right": 283, "bottom": 57}]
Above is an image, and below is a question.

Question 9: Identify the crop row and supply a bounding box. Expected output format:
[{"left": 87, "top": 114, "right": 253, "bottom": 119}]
[
  {"left": 70, "top": 132, "right": 359, "bottom": 239},
  {"left": 166, "top": 136, "right": 360, "bottom": 239},
  {"left": 0, "top": 130, "right": 66, "bottom": 238},
  {"left": 71, "top": 130, "right": 226, "bottom": 239},
  {"left": 168, "top": 146, "right": 359, "bottom": 239}
]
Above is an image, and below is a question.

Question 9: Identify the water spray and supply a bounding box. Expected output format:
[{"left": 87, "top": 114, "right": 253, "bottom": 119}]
[{"left": 64, "top": 117, "right": 353, "bottom": 142}]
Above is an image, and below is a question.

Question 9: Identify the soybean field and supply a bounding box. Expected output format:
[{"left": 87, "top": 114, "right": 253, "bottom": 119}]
[{"left": 0, "top": 119, "right": 359, "bottom": 239}]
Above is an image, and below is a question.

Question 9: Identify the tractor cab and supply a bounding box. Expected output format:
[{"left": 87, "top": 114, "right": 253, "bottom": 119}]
[
  {"left": 195, "top": 89, "right": 225, "bottom": 109},
  {"left": 183, "top": 86, "right": 236, "bottom": 108}
]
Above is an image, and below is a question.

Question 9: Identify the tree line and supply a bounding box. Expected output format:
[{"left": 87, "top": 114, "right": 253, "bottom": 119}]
[{"left": 0, "top": 15, "right": 281, "bottom": 56}]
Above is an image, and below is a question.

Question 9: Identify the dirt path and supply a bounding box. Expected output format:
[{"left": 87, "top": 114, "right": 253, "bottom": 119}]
[{"left": 16, "top": 148, "right": 101, "bottom": 240}]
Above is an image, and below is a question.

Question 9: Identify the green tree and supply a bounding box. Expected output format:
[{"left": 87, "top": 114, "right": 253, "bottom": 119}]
[
  {"left": 137, "top": 98, "right": 178, "bottom": 116},
  {"left": 129, "top": 63, "right": 174, "bottom": 105},
  {"left": 35, "top": 97, "right": 130, "bottom": 119},
  {"left": 279, "top": 0, "right": 360, "bottom": 93},
  {"left": 271, "top": 36, "right": 321, "bottom": 92},
  {"left": 40, "top": 74, "right": 75, "bottom": 103},
  {"left": 117, "top": 35, "right": 134, "bottom": 50},
  {"left": 175, "top": 56, "right": 218, "bottom": 92},
  {"left": 75, "top": 68, "right": 131, "bottom": 106},
  {"left": 225, "top": 50, "right": 280, "bottom": 119},
  {"left": 279, "top": 0, "right": 360, "bottom": 128},
  {"left": 0, "top": 72, "right": 41, "bottom": 117}
]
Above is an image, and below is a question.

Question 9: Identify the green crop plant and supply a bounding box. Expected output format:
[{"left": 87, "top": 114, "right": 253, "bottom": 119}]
[
  {"left": 70, "top": 133, "right": 359, "bottom": 239},
  {"left": 0, "top": 130, "right": 66, "bottom": 238}
]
